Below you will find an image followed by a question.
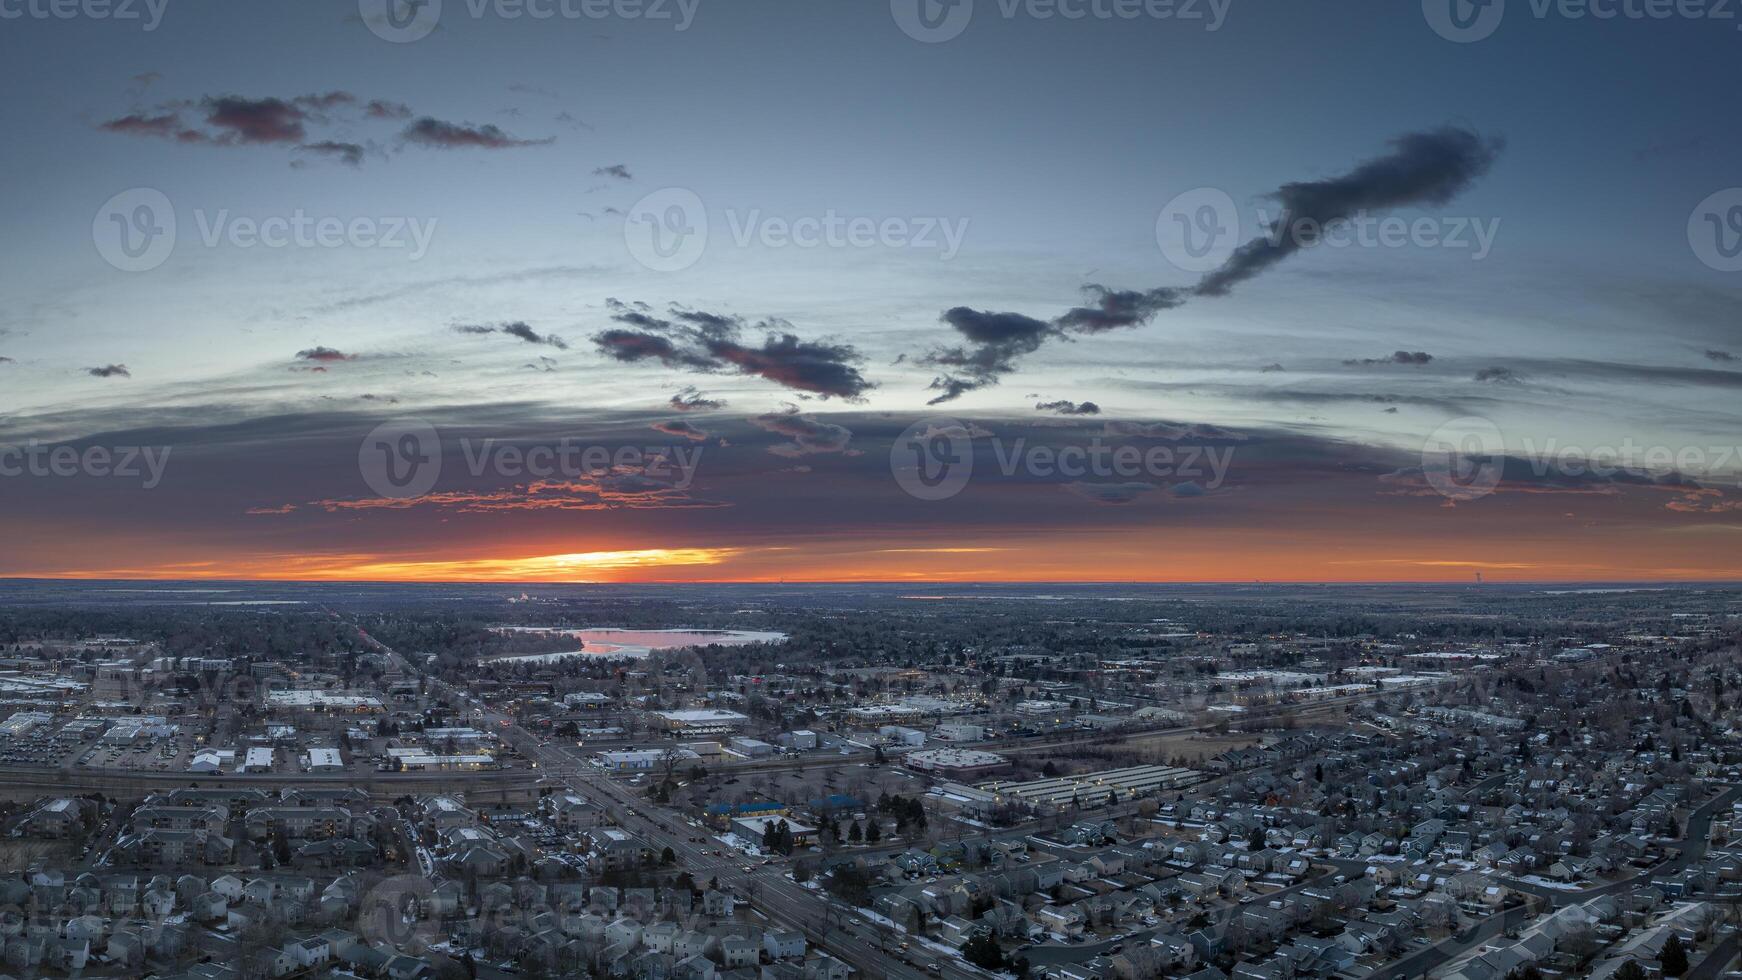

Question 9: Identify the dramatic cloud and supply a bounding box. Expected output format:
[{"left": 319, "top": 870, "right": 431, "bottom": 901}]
[
  {"left": 296, "top": 346, "right": 355, "bottom": 363},
  {"left": 919, "top": 307, "right": 1057, "bottom": 403},
  {"left": 1036, "top": 399, "right": 1101, "bottom": 416},
  {"left": 1344, "top": 351, "right": 1434, "bottom": 366},
  {"left": 591, "top": 301, "right": 873, "bottom": 400},
  {"left": 86, "top": 364, "right": 131, "bottom": 378},
  {"left": 652, "top": 420, "right": 710, "bottom": 442},
  {"left": 669, "top": 388, "right": 726, "bottom": 412},
  {"left": 593, "top": 164, "right": 633, "bottom": 180},
  {"left": 915, "top": 128, "right": 1501, "bottom": 400},
  {"left": 752, "top": 412, "right": 854, "bottom": 457},
  {"left": 1195, "top": 127, "right": 1503, "bottom": 297},
  {"left": 452, "top": 321, "right": 569, "bottom": 349},
  {"left": 401, "top": 117, "right": 550, "bottom": 149},
  {"left": 1053, "top": 285, "right": 1185, "bottom": 332}
]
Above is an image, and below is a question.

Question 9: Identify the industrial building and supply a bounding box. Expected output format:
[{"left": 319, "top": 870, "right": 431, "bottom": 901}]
[{"left": 980, "top": 764, "right": 1201, "bottom": 806}]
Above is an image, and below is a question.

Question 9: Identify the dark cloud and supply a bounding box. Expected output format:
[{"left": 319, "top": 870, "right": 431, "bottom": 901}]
[
  {"left": 751, "top": 412, "right": 854, "bottom": 457},
  {"left": 452, "top": 321, "right": 569, "bottom": 350},
  {"left": 669, "top": 388, "right": 726, "bottom": 412},
  {"left": 401, "top": 117, "right": 551, "bottom": 149},
  {"left": 0, "top": 356, "right": 14, "bottom": 364},
  {"left": 1053, "top": 285, "right": 1185, "bottom": 332},
  {"left": 1196, "top": 127, "right": 1503, "bottom": 297},
  {"left": 919, "top": 307, "right": 1057, "bottom": 403},
  {"left": 652, "top": 419, "right": 710, "bottom": 442},
  {"left": 592, "top": 301, "right": 874, "bottom": 400},
  {"left": 593, "top": 164, "right": 633, "bottom": 180},
  {"left": 296, "top": 346, "right": 355, "bottom": 363},
  {"left": 913, "top": 128, "right": 1500, "bottom": 399},
  {"left": 1035, "top": 399, "right": 1101, "bottom": 416},
  {"left": 1062, "top": 481, "right": 1159, "bottom": 505},
  {"left": 365, "top": 99, "right": 412, "bottom": 119},
  {"left": 1259, "top": 363, "right": 1286, "bottom": 373},
  {"left": 199, "top": 94, "right": 353, "bottom": 144},
  {"left": 1474, "top": 366, "right": 1520, "bottom": 383},
  {"left": 98, "top": 112, "right": 204, "bottom": 143},
  {"left": 298, "top": 141, "right": 364, "bottom": 167},
  {"left": 1706, "top": 349, "right": 1736, "bottom": 362},
  {"left": 1344, "top": 351, "right": 1434, "bottom": 366},
  {"left": 86, "top": 364, "right": 130, "bottom": 378}
]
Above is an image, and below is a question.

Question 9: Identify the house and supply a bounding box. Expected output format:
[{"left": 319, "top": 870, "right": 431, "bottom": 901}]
[{"left": 764, "top": 929, "right": 806, "bottom": 961}]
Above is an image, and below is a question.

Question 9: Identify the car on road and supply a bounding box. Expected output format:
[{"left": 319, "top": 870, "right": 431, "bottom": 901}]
[{"left": 926, "top": 964, "right": 942, "bottom": 974}]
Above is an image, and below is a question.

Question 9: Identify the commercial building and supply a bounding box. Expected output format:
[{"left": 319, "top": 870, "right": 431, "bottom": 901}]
[
  {"left": 304, "top": 747, "right": 344, "bottom": 772},
  {"left": 649, "top": 709, "right": 750, "bottom": 736},
  {"left": 904, "top": 748, "right": 1009, "bottom": 778}
]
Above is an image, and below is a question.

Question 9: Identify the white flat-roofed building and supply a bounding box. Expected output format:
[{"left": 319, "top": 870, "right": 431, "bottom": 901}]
[
  {"left": 266, "top": 691, "right": 384, "bottom": 712},
  {"left": 905, "top": 748, "right": 1009, "bottom": 778},
  {"left": 385, "top": 747, "right": 495, "bottom": 771},
  {"left": 594, "top": 748, "right": 699, "bottom": 771},
  {"left": 304, "top": 747, "right": 343, "bottom": 772},
  {"left": 240, "top": 747, "right": 274, "bottom": 773},
  {"left": 0, "top": 711, "right": 55, "bottom": 736},
  {"left": 981, "top": 764, "right": 1201, "bottom": 805},
  {"left": 650, "top": 709, "right": 750, "bottom": 735}
]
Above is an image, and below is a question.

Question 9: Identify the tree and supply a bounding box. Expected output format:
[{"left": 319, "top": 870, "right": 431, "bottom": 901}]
[
  {"left": 1661, "top": 934, "right": 1689, "bottom": 977},
  {"left": 866, "top": 820, "right": 881, "bottom": 843},
  {"left": 848, "top": 822, "right": 862, "bottom": 843},
  {"left": 1615, "top": 961, "right": 1647, "bottom": 980},
  {"left": 661, "top": 846, "right": 675, "bottom": 865},
  {"left": 962, "top": 932, "right": 1005, "bottom": 970}
]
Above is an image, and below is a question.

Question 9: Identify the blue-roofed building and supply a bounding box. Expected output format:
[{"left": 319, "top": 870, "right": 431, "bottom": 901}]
[{"left": 808, "top": 795, "right": 864, "bottom": 817}]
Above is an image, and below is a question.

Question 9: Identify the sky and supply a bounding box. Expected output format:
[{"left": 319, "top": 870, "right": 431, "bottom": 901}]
[{"left": 0, "top": 0, "right": 1740, "bottom": 582}]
